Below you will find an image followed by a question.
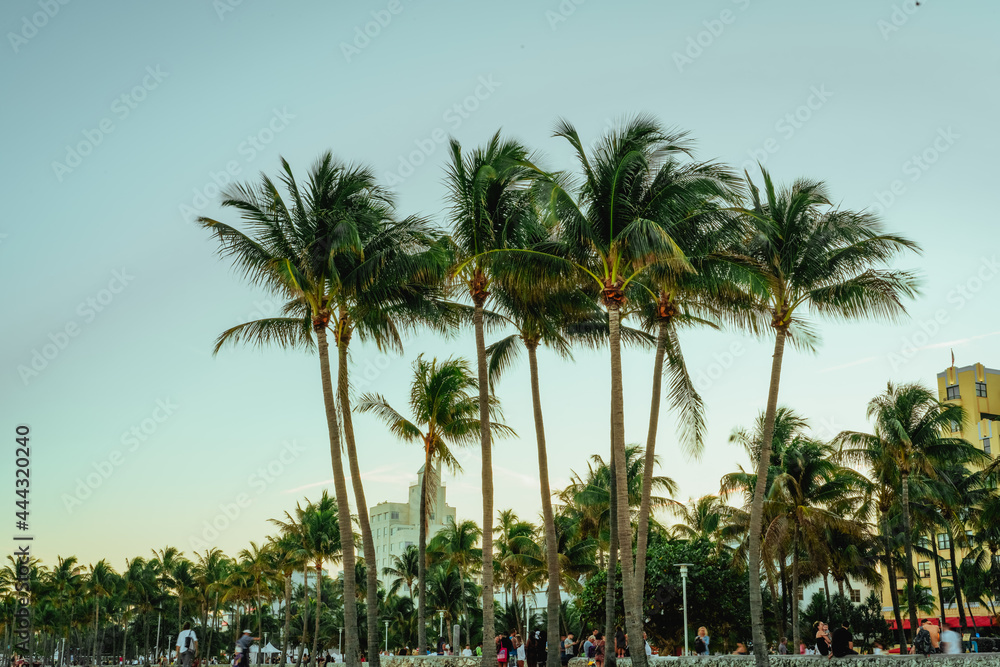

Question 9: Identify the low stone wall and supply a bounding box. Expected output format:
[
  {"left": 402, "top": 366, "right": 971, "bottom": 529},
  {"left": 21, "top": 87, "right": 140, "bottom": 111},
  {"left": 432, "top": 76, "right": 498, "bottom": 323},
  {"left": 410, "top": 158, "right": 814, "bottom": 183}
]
[{"left": 378, "top": 655, "right": 1000, "bottom": 667}]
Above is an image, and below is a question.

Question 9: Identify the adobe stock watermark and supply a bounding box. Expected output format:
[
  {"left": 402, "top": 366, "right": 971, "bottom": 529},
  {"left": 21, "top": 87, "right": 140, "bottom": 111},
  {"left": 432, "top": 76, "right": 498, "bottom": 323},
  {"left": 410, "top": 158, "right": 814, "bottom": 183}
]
[
  {"left": 7, "top": 0, "right": 71, "bottom": 54},
  {"left": 16, "top": 268, "right": 135, "bottom": 386},
  {"left": 213, "top": 0, "right": 245, "bottom": 21},
  {"left": 178, "top": 107, "right": 295, "bottom": 224},
  {"left": 877, "top": 0, "right": 923, "bottom": 41},
  {"left": 692, "top": 341, "right": 745, "bottom": 393},
  {"left": 340, "top": 0, "right": 413, "bottom": 63},
  {"left": 886, "top": 255, "right": 999, "bottom": 371},
  {"left": 51, "top": 66, "right": 169, "bottom": 182},
  {"left": 672, "top": 0, "right": 751, "bottom": 73},
  {"left": 740, "top": 85, "right": 834, "bottom": 174},
  {"left": 189, "top": 439, "right": 305, "bottom": 549},
  {"left": 868, "top": 127, "right": 959, "bottom": 216},
  {"left": 382, "top": 75, "right": 501, "bottom": 187},
  {"left": 546, "top": 0, "right": 586, "bottom": 31},
  {"left": 61, "top": 398, "right": 180, "bottom": 513}
]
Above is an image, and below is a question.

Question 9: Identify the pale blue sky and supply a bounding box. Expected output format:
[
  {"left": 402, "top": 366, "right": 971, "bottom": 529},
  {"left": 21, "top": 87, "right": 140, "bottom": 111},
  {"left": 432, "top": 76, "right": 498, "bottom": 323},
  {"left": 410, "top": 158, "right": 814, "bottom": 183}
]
[{"left": 3, "top": 0, "right": 999, "bottom": 570}]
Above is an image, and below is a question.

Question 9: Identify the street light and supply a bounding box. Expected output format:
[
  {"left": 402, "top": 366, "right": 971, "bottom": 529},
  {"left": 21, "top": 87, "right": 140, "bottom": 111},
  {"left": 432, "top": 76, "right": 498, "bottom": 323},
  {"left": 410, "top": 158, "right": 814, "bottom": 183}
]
[
  {"left": 676, "top": 564, "right": 693, "bottom": 656},
  {"left": 384, "top": 621, "right": 389, "bottom": 653},
  {"left": 338, "top": 628, "right": 343, "bottom": 657},
  {"left": 438, "top": 611, "right": 444, "bottom": 644}
]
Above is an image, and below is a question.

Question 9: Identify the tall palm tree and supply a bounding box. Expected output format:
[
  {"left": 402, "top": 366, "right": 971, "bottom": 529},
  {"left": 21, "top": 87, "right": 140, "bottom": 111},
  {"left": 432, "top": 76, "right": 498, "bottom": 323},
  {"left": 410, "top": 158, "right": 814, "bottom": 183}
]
[
  {"left": 428, "top": 518, "right": 482, "bottom": 645},
  {"left": 485, "top": 267, "right": 613, "bottom": 667},
  {"left": 669, "top": 495, "right": 737, "bottom": 551},
  {"left": 357, "top": 355, "right": 513, "bottom": 653},
  {"left": 445, "top": 131, "right": 537, "bottom": 660},
  {"left": 199, "top": 152, "right": 392, "bottom": 667},
  {"left": 725, "top": 168, "right": 920, "bottom": 666},
  {"left": 533, "top": 116, "right": 734, "bottom": 663},
  {"left": 840, "top": 383, "right": 986, "bottom": 636}
]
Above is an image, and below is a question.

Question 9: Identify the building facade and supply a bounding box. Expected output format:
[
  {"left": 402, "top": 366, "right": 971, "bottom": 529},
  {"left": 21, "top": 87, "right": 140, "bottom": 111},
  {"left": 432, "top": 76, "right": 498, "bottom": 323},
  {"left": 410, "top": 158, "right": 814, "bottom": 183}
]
[
  {"left": 879, "top": 362, "right": 999, "bottom": 631},
  {"left": 370, "top": 462, "right": 457, "bottom": 588}
]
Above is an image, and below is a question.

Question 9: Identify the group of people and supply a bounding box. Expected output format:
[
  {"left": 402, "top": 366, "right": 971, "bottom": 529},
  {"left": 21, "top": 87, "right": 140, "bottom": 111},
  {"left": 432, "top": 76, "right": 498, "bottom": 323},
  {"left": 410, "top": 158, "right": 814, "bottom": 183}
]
[{"left": 911, "top": 618, "right": 964, "bottom": 655}]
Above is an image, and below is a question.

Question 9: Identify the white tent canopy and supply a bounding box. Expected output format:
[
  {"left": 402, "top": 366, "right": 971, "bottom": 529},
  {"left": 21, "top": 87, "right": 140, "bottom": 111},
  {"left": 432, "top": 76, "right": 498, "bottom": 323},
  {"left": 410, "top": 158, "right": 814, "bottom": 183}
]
[{"left": 250, "top": 643, "right": 281, "bottom": 654}]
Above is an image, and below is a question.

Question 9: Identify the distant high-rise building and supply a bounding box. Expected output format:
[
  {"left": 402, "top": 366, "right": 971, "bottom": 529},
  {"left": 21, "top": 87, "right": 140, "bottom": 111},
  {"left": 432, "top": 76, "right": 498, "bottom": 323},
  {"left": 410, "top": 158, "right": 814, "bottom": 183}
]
[{"left": 369, "top": 461, "right": 457, "bottom": 589}]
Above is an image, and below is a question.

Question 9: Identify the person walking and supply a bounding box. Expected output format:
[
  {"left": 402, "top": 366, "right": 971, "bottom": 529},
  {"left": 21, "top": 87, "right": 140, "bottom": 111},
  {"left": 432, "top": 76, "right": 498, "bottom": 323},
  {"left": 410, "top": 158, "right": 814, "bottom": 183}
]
[
  {"left": 176, "top": 623, "right": 198, "bottom": 667},
  {"left": 235, "top": 631, "right": 259, "bottom": 667},
  {"left": 593, "top": 633, "right": 605, "bottom": 667}
]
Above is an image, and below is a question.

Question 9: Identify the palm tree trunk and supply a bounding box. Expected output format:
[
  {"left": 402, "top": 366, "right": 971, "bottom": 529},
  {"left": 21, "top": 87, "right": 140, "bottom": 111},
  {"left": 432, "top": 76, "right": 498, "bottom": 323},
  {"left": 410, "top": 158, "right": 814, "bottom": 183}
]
[
  {"left": 418, "top": 444, "right": 430, "bottom": 654},
  {"left": 747, "top": 326, "right": 787, "bottom": 667},
  {"left": 634, "top": 320, "right": 667, "bottom": 604},
  {"left": 881, "top": 512, "right": 907, "bottom": 652},
  {"left": 473, "top": 293, "right": 497, "bottom": 666},
  {"left": 791, "top": 531, "right": 800, "bottom": 651},
  {"left": 836, "top": 578, "right": 848, "bottom": 625},
  {"left": 300, "top": 567, "right": 310, "bottom": 663},
  {"left": 607, "top": 302, "right": 646, "bottom": 667},
  {"left": 822, "top": 572, "right": 832, "bottom": 621},
  {"left": 778, "top": 555, "right": 787, "bottom": 642},
  {"left": 311, "top": 564, "right": 322, "bottom": 667},
  {"left": 335, "top": 332, "right": 382, "bottom": 667},
  {"left": 525, "top": 342, "right": 562, "bottom": 667},
  {"left": 949, "top": 537, "right": 967, "bottom": 631},
  {"left": 280, "top": 573, "right": 292, "bottom": 667},
  {"left": 932, "top": 536, "right": 947, "bottom": 628},
  {"left": 92, "top": 600, "right": 100, "bottom": 667},
  {"left": 604, "top": 418, "right": 618, "bottom": 660},
  {"left": 315, "top": 326, "right": 359, "bottom": 667},
  {"left": 900, "top": 471, "right": 919, "bottom": 634}
]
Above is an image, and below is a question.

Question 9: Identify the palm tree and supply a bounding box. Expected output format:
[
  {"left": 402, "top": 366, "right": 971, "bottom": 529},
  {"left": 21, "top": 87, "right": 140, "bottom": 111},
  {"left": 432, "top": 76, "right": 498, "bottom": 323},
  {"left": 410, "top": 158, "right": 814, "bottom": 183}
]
[
  {"left": 382, "top": 546, "right": 420, "bottom": 601},
  {"left": 200, "top": 152, "right": 390, "bottom": 667},
  {"left": 725, "top": 167, "right": 920, "bottom": 666},
  {"left": 669, "top": 495, "right": 737, "bottom": 551},
  {"left": 765, "top": 438, "right": 864, "bottom": 649},
  {"left": 318, "top": 199, "right": 450, "bottom": 667},
  {"left": 840, "top": 383, "right": 987, "bottom": 636},
  {"left": 87, "top": 559, "right": 116, "bottom": 665},
  {"left": 299, "top": 492, "right": 342, "bottom": 667},
  {"left": 532, "top": 116, "right": 739, "bottom": 662},
  {"left": 445, "top": 131, "right": 537, "bottom": 661},
  {"left": 428, "top": 518, "right": 482, "bottom": 645},
  {"left": 484, "top": 266, "right": 611, "bottom": 667},
  {"left": 357, "top": 354, "right": 513, "bottom": 653},
  {"left": 267, "top": 533, "right": 304, "bottom": 667}
]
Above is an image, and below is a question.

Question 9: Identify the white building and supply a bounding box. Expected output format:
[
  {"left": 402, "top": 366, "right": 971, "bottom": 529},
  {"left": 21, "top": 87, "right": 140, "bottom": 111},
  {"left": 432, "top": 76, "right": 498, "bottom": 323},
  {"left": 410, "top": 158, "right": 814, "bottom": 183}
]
[{"left": 370, "top": 462, "right": 457, "bottom": 588}]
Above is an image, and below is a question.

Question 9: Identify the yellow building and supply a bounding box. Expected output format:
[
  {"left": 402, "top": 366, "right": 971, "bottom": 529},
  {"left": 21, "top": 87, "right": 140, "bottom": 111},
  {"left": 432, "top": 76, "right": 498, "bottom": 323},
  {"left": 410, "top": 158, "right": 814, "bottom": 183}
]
[{"left": 881, "top": 362, "right": 999, "bottom": 634}]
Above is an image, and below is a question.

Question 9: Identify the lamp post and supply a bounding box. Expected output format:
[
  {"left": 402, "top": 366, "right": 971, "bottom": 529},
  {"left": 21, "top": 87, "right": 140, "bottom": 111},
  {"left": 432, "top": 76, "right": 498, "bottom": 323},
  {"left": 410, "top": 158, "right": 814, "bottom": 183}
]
[
  {"left": 384, "top": 621, "right": 389, "bottom": 654},
  {"left": 338, "top": 628, "right": 342, "bottom": 657},
  {"left": 676, "top": 564, "right": 693, "bottom": 656},
  {"left": 438, "top": 611, "right": 444, "bottom": 643}
]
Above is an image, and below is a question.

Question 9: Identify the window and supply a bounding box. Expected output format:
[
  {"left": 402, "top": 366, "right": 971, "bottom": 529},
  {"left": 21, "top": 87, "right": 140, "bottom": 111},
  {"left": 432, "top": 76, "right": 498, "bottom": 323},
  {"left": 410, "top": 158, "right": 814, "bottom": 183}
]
[
  {"left": 977, "top": 382, "right": 988, "bottom": 397},
  {"left": 941, "top": 561, "right": 952, "bottom": 577},
  {"left": 937, "top": 533, "right": 951, "bottom": 550},
  {"left": 984, "top": 437, "right": 992, "bottom": 455},
  {"left": 797, "top": 587, "right": 803, "bottom": 601},
  {"left": 390, "top": 511, "right": 399, "bottom": 520},
  {"left": 917, "top": 561, "right": 931, "bottom": 578},
  {"left": 429, "top": 513, "right": 435, "bottom": 521},
  {"left": 947, "top": 385, "right": 960, "bottom": 400},
  {"left": 951, "top": 420, "right": 961, "bottom": 433},
  {"left": 918, "top": 535, "right": 930, "bottom": 549},
  {"left": 850, "top": 589, "right": 861, "bottom": 603}
]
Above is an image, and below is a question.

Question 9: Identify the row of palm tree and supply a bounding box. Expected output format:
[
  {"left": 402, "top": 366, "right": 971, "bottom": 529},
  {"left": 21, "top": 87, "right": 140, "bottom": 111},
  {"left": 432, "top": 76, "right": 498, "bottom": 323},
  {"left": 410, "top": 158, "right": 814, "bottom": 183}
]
[
  {"left": 4, "top": 384, "right": 999, "bottom": 661},
  {"left": 196, "top": 112, "right": 924, "bottom": 667}
]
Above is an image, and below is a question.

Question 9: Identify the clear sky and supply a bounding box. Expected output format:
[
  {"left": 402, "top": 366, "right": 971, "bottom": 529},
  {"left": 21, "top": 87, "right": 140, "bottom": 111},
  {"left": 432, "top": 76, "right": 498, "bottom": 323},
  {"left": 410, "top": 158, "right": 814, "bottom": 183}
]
[{"left": 3, "top": 0, "right": 999, "bottom": 572}]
